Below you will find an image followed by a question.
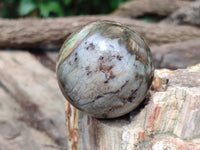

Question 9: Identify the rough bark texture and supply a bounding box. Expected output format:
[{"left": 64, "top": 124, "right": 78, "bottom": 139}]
[
  {"left": 65, "top": 63, "right": 200, "bottom": 150},
  {"left": 113, "top": 0, "right": 191, "bottom": 18},
  {"left": 162, "top": 0, "right": 200, "bottom": 27},
  {"left": 0, "top": 51, "right": 67, "bottom": 150},
  {"left": 1, "top": 16, "right": 200, "bottom": 49},
  {"left": 151, "top": 39, "right": 200, "bottom": 69}
]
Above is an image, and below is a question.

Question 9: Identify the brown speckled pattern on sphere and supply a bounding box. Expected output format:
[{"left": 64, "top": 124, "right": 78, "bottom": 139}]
[{"left": 57, "top": 21, "right": 154, "bottom": 118}]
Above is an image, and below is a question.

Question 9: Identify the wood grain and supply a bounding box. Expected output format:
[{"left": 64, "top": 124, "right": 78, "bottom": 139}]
[
  {"left": 0, "top": 16, "right": 200, "bottom": 49},
  {"left": 65, "top": 63, "right": 200, "bottom": 150},
  {"left": 0, "top": 51, "right": 67, "bottom": 150}
]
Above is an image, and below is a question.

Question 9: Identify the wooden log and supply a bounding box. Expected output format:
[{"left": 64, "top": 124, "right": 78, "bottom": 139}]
[
  {"left": 65, "top": 63, "right": 200, "bottom": 150},
  {"left": 0, "top": 51, "right": 67, "bottom": 150},
  {"left": 113, "top": 0, "right": 191, "bottom": 18},
  {"left": 0, "top": 16, "right": 200, "bottom": 49},
  {"left": 162, "top": 0, "right": 200, "bottom": 27},
  {"left": 151, "top": 39, "right": 200, "bottom": 69}
]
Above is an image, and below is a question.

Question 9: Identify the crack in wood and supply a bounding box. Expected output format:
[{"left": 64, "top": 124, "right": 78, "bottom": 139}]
[{"left": 0, "top": 76, "right": 68, "bottom": 148}]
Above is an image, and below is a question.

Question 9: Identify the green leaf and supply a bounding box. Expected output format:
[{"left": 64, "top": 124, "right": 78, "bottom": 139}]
[
  {"left": 18, "top": 0, "right": 36, "bottom": 16},
  {"left": 63, "top": 0, "right": 71, "bottom": 6},
  {"left": 39, "top": 1, "right": 64, "bottom": 17},
  {"left": 110, "top": 0, "right": 121, "bottom": 9},
  {"left": 38, "top": 4, "right": 49, "bottom": 17},
  {"left": 141, "top": 17, "right": 152, "bottom": 23}
]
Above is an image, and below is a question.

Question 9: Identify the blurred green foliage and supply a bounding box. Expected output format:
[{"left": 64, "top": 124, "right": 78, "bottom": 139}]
[
  {"left": 140, "top": 16, "right": 164, "bottom": 23},
  {"left": 0, "top": 0, "right": 130, "bottom": 18}
]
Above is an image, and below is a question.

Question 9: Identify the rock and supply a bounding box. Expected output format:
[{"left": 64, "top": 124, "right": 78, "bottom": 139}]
[
  {"left": 57, "top": 20, "right": 154, "bottom": 118},
  {"left": 43, "top": 39, "right": 200, "bottom": 71},
  {"left": 65, "top": 63, "right": 200, "bottom": 150}
]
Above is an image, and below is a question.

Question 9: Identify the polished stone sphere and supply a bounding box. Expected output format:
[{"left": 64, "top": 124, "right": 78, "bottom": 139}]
[{"left": 57, "top": 20, "right": 154, "bottom": 118}]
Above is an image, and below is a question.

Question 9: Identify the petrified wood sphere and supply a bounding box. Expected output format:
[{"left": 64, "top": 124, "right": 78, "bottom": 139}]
[{"left": 57, "top": 21, "right": 154, "bottom": 118}]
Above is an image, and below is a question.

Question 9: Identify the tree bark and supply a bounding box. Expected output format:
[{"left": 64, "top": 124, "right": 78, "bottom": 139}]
[
  {"left": 112, "top": 0, "right": 191, "bottom": 18},
  {"left": 0, "top": 51, "right": 67, "bottom": 150},
  {"left": 65, "top": 63, "right": 200, "bottom": 150},
  {"left": 162, "top": 0, "right": 200, "bottom": 27},
  {"left": 1, "top": 16, "right": 200, "bottom": 49},
  {"left": 151, "top": 39, "right": 200, "bottom": 69}
]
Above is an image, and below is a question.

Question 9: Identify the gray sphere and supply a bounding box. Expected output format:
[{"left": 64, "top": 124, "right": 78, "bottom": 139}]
[{"left": 57, "top": 20, "right": 154, "bottom": 118}]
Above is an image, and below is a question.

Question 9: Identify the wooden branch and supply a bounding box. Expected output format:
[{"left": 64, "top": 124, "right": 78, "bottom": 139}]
[
  {"left": 162, "top": 0, "right": 200, "bottom": 27},
  {"left": 1, "top": 16, "right": 200, "bottom": 49},
  {"left": 65, "top": 63, "right": 200, "bottom": 150},
  {"left": 151, "top": 39, "right": 200, "bottom": 69},
  {"left": 112, "top": 0, "right": 191, "bottom": 18}
]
